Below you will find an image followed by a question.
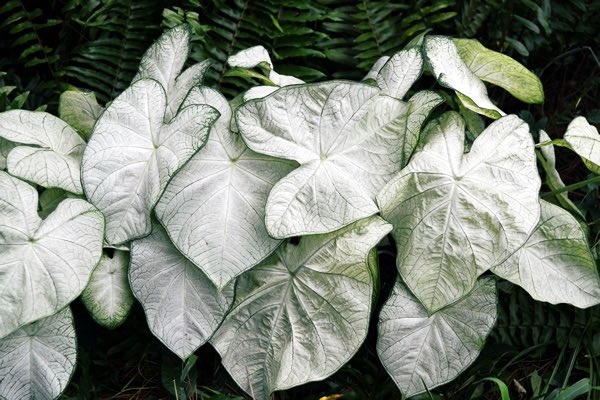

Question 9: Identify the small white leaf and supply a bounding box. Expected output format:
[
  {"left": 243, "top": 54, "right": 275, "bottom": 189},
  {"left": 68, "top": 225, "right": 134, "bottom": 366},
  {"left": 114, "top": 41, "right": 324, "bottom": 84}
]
[
  {"left": 82, "top": 80, "right": 219, "bottom": 245},
  {"left": 378, "top": 277, "right": 497, "bottom": 397},
  {"left": 492, "top": 200, "right": 600, "bottom": 308},
  {"left": 376, "top": 47, "right": 423, "bottom": 99},
  {"left": 237, "top": 81, "right": 413, "bottom": 238},
  {"left": 377, "top": 112, "right": 540, "bottom": 313},
  {"left": 0, "top": 308, "right": 77, "bottom": 400},
  {"left": 0, "top": 172, "right": 104, "bottom": 339},
  {"left": 363, "top": 56, "right": 390, "bottom": 81},
  {"left": 156, "top": 87, "right": 296, "bottom": 288},
  {"left": 81, "top": 250, "right": 134, "bottom": 329},
  {"left": 130, "top": 225, "right": 234, "bottom": 360},
  {"left": 211, "top": 216, "right": 391, "bottom": 400},
  {"left": 563, "top": 116, "right": 600, "bottom": 171},
  {"left": 424, "top": 36, "right": 504, "bottom": 118},
  {"left": 0, "top": 110, "right": 85, "bottom": 193}
]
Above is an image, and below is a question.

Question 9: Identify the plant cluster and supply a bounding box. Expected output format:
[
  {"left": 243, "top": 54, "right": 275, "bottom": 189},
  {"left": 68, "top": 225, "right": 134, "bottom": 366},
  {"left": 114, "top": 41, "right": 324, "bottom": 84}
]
[{"left": 1, "top": 24, "right": 600, "bottom": 400}]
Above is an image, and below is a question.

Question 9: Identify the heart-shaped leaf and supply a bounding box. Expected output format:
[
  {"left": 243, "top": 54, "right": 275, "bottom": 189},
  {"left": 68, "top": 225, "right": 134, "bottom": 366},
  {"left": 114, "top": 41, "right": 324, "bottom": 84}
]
[
  {"left": 81, "top": 250, "right": 134, "bottom": 329},
  {"left": 423, "top": 36, "right": 504, "bottom": 119},
  {"left": 453, "top": 38, "right": 544, "bottom": 104},
  {"left": 134, "top": 24, "right": 212, "bottom": 122},
  {"left": 378, "top": 277, "right": 497, "bottom": 397},
  {"left": 376, "top": 47, "right": 423, "bottom": 100},
  {"left": 130, "top": 224, "right": 234, "bottom": 360},
  {"left": 156, "top": 87, "right": 296, "bottom": 289},
  {"left": 211, "top": 216, "right": 391, "bottom": 400},
  {"left": 237, "top": 81, "right": 419, "bottom": 238},
  {"left": 82, "top": 80, "right": 219, "bottom": 245},
  {"left": 377, "top": 112, "right": 540, "bottom": 313},
  {"left": 492, "top": 200, "right": 600, "bottom": 308},
  {"left": 0, "top": 110, "right": 86, "bottom": 193},
  {"left": 0, "top": 171, "right": 104, "bottom": 339},
  {"left": 0, "top": 308, "right": 76, "bottom": 400}
]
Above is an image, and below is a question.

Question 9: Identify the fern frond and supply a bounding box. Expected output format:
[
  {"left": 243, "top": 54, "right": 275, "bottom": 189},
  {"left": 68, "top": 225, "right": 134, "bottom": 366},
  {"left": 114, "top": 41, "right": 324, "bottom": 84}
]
[{"left": 63, "top": 0, "right": 164, "bottom": 103}]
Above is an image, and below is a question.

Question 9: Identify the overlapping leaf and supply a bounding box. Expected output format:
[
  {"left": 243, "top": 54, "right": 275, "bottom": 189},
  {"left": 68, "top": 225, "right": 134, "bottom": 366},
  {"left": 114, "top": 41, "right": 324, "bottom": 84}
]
[
  {"left": 0, "top": 308, "right": 77, "bottom": 400},
  {"left": 453, "top": 38, "right": 544, "bottom": 104},
  {"left": 0, "top": 137, "right": 15, "bottom": 169},
  {"left": 377, "top": 112, "right": 540, "bottom": 313},
  {"left": 130, "top": 225, "right": 234, "bottom": 360},
  {"left": 376, "top": 47, "right": 423, "bottom": 100},
  {"left": 134, "top": 24, "right": 212, "bottom": 122},
  {"left": 0, "top": 171, "right": 104, "bottom": 339},
  {"left": 423, "top": 36, "right": 504, "bottom": 119},
  {"left": 492, "top": 200, "right": 600, "bottom": 308},
  {"left": 59, "top": 89, "right": 104, "bottom": 139},
  {"left": 156, "top": 87, "right": 296, "bottom": 289},
  {"left": 211, "top": 216, "right": 391, "bottom": 400},
  {"left": 563, "top": 116, "right": 600, "bottom": 173},
  {"left": 237, "top": 81, "right": 424, "bottom": 238},
  {"left": 81, "top": 250, "right": 134, "bottom": 329},
  {"left": 378, "top": 277, "right": 497, "bottom": 397},
  {"left": 0, "top": 110, "right": 86, "bottom": 193},
  {"left": 82, "top": 80, "right": 219, "bottom": 245}
]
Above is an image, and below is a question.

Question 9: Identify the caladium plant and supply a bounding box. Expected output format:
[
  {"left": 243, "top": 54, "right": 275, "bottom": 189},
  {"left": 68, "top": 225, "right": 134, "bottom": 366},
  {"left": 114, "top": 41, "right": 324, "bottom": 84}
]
[{"left": 0, "top": 24, "right": 599, "bottom": 400}]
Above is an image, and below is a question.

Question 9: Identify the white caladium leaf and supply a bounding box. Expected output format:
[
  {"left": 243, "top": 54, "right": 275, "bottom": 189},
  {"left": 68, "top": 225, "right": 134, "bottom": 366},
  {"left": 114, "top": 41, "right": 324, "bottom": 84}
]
[
  {"left": 82, "top": 79, "right": 219, "bottom": 245},
  {"left": 0, "top": 308, "right": 76, "bottom": 400},
  {"left": 0, "top": 110, "right": 85, "bottom": 193},
  {"left": 134, "top": 24, "right": 212, "bottom": 121},
  {"left": 453, "top": 38, "right": 544, "bottom": 104},
  {"left": 538, "top": 130, "right": 583, "bottom": 219},
  {"left": 156, "top": 87, "right": 296, "bottom": 289},
  {"left": 81, "top": 250, "right": 134, "bottom": 329},
  {"left": 0, "top": 137, "right": 15, "bottom": 169},
  {"left": 237, "top": 81, "right": 414, "bottom": 238},
  {"left": 423, "top": 36, "right": 505, "bottom": 119},
  {"left": 563, "top": 116, "right": 600, "bottom": 172},
  {"left": 211, "top": 216, "right": 391, "bottom": 400},
  {"left": 363, "top": 55, "right": 390, "bottom": 81},
  {"left": 59, "top": 89, "right": 104, "bottom": 139},
  {"left": 378, "top": 277, "right": 497, "bottom": 397},
  {"left": 376, "top": 47, "right": 423, "bottom": 99},
  {"left": 492, "top": 200, "right": 600, "bottom": 308},
  {"left": 130, "top": 225, "right": 234, "bottom": 360},
  {"left": 0, "top": 171, "right": 104, "bottom": 339},
  {"left": 377, "top": 112, "right": 540, "bottom": 313},
  {"left": 227, "top": 45, "right": 303, "bottom": 87}
]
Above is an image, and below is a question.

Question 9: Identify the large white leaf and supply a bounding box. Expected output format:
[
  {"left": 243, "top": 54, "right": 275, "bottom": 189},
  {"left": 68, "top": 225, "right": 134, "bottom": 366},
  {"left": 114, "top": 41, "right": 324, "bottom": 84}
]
[
  {"left": 423, "top": 36, "right": 504, "bottom": 119},
  {"left": 492, "top": 200, "right": 600, "bottom": 308},
  {"left": 377, "top": 112, "right": 540, "bottom": 313},
  {"left": 0, "top": 308, "right": 76, "bottom": 400},
  {"left": 156, "top": 87, "right": 296, "bottom": 289},
  {"left": 563, "top": 116, "right": 600, "bottom": 172},
  {"left": 453, "top": 38, "right": 544, "bottom": 104},
  {"left": 0, "top": 171, "right": 104, "bottom": 339},
  {"left": 237, "top": 81, "right": 416, "bottom": 238},
  {"left": 0, "top": 110, "right": 85, "bottom": 193},
  {"left": 130, "top": 225, "right": 234, "bottom": 360},
  {"left": 376, "top": 47, "right": 423, "bottom": 100},
  {"left": 134, "top": 24, "right": 212, "bottom": 122},
  {"left": 378, "top": 277, "right": 497, "bottom": 397},
  {"left": 211, "top": 216, "right": 391, "bottom": 400},
  {"left": 82, "top": 79, "right": 219, "bottom": 245},
  {"left": 81, "top": 250, "right": 134, "bottom": 329}
]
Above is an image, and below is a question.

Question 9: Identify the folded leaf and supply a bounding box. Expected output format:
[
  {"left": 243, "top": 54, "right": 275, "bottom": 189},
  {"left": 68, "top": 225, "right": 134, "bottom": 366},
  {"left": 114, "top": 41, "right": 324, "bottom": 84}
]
[
  {"left": 0, "top": 308, "right": 77, "bottom": 400},
  {"left": 237, "top": 81, "right": 416, "bottom": 238},
  {"left": 376, "top": 47, "right": 423, "bottom": 100},
  {"left": 378, "top": 277, "right": 497, "bottom": 397},
  {"left": 81, "top": 250, "right": 134, "bottom": 329},
  {"left": 0, "top": 171, "right": 104, "bottom": 339},
  {"left": 563, "top": 116, "right": 600, "bottom": 173},
  {"left": 453, "top": 38, "right": 544, "bottom": 104},
  {"left": 211, "top": 216, "right": 391, "bottom": 400},
  {"left": 82, "top": 80, "right": 219, "bottom": 245},
  {"left": 377, "top": 112, "right": 540, "bottom": 313},
  {"left": 423, "top": 36, "right": 504, "bottom": 119},
  {"left": 134, "top": 24, "right": 212, "bottom": 122},
  {"left": 0, "top": 110, "right": 86, "bottom": 193},
  {"left": 156, "top": 87, "right": 296, "bottom": 289},
  {"left": 130, "top": 225, "right": 234, "bottom": 360},
  {"left": 492, "top": 200, "right": 600, "bottom": 308}
]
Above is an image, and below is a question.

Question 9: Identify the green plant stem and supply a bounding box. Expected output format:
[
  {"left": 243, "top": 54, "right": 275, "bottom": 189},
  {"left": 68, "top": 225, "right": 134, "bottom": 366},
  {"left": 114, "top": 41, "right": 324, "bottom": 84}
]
[{"left": 543, "top": 175, "right": 600, "bottom": 196}]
